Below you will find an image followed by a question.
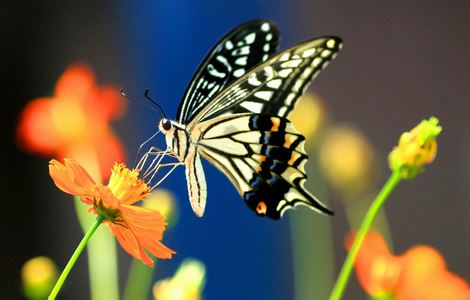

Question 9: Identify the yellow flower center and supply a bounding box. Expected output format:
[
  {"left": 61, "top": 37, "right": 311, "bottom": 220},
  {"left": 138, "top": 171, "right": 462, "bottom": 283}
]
[{"left": 108, "top": 163, "right": 150, "bottom": 204}]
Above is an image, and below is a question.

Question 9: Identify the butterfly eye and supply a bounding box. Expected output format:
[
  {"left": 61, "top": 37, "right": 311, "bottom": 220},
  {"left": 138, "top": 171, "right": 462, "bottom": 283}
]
[{"left": 161, "top": 119, "right": 172, "bottom": 131}]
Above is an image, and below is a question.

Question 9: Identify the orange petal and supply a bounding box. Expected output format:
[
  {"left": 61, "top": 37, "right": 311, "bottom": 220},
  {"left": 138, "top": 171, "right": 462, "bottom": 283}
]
[
  {"left": 395, "top": 245, "right": 470, "bottom": 299},
  {"left": 93, "top": 185, "right": 121, "bottom": 210},
  {"left": 87, "top": 86, "right": 126, "bottom": 120},
  {"left": 398, "top": 245, "right": 446, "bottom": 285},
  {"left": 16, "top": 98, "right": 60, "bottom": 154},
  {"left": 54, "top": 64, "right": 95, "bottom": 100},
  {"left": 120, "top": 205, "right": 175, "bottom": 261},
  {"left": 94, "top": 132, "right": 126, "bottom": 180},
  {"left": 396, "top": 269, "right": 470, "bottom": 300},
  {"left": 49, "top": 158, "right": 96, "bottom": 197},
  {"left": 346, "top": 231, "right": 400, "bottom": 296},
  {"left": 109, "top": 223, "right": 154, "bottom": 266}
]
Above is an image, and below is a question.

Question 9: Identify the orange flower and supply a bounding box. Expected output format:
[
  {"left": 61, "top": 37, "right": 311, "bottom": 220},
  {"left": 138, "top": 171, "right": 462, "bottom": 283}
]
[
  {"left": 345, "top": 231, "right": 401, "bottom": 297},
  {"left": 49, "top": 158, "right": 175, "bottom": 266},
  {"left": 17, "top": 64, "right": 126, "bottom": 179},
  {"left": 346, "top": 231, "right": 470, "bottom": 300}
]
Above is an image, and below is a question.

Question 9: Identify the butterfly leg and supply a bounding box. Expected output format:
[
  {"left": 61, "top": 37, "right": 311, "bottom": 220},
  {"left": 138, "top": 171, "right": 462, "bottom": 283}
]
[{"left": 136, "top": 147, "right": 182, "bottom": 186}]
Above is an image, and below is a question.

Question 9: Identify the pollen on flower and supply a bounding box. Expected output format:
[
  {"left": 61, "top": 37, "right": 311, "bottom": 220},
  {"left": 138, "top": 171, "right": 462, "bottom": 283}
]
[{"left": 108, "top": 163, "right": 150, "bottom": 204}]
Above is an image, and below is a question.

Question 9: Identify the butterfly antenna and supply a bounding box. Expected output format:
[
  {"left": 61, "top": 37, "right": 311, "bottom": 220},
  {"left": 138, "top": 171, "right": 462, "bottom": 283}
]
[
  {"left": 120, "top": 88, "right": 162, "bottom": 115},
  {"left": 144, "top": 88, "right": 167, "bottom": 119}
]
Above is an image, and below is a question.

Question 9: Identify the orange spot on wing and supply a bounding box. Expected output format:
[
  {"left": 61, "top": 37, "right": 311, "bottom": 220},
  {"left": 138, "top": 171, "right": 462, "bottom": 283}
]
[
  {"left": 257, "top": 156, "right": 267, "bottom": 172},
  {"left": 288, "top": 153, "right": 298, "bottom": 165},
  {"left": 270, "top": 117, "right": 280, "bottom": 132},
  {"left": 283, "top": 136, "right": 292, "bottom": 148},
  {"left": 256, "top": 201, "right": 267, "bottom": 215}
]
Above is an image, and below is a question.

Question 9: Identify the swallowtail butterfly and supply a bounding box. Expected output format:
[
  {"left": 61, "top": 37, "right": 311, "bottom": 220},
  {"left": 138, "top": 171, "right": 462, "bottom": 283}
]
[{"left": 155, "top": 20, "right": 342, "bottom": 219}]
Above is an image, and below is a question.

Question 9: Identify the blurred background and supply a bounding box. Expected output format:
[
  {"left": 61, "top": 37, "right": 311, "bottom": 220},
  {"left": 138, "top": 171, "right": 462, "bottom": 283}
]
[{"left": 1, "top": 0, "right": 469, "bottom": 299}]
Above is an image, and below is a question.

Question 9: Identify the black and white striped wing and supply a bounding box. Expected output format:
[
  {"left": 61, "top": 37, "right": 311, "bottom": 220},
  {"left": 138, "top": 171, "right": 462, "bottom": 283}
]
[
  {"left": 188, "top": 37, "right": 342, "bottom": 129},
  {"left": 192, "top": 114, "right": 332, "bottom": 219},
  {"left": 176, "top": 20, "right": 280, "bottom": 124}
]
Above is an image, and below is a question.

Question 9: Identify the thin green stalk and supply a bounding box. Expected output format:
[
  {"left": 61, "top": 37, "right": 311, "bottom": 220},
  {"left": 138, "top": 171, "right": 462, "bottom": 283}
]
[
  {"left": 74, "top": 198, "right": 120, "bottom": 300},
  {"left": 329, "top": 172, "right": 402, "bottom": 300},
  {"left": 48, "top": 216, "right": 103, "bottom": 300}
]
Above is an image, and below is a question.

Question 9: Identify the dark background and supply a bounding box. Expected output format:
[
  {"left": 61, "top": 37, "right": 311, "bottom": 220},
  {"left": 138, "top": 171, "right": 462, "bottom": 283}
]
[{"left": 1, "top": 0, "right": 469, "bottom": 299}]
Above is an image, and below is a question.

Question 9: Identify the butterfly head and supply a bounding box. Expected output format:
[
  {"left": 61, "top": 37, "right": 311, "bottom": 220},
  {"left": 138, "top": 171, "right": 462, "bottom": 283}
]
[{"left": 159, "top": 118, "right": 172, "bottom": 131}]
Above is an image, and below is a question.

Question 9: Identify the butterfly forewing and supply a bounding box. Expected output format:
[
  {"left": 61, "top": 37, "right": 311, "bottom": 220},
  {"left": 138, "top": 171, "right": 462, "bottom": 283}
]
[
  {"left": 176, "top": 20, "right": 280, "bottom": 124},
  {"left": 188, "top": 36, "right": 342, "bottom": 129},
  {"left": 160, "top": 20, "right": 342, "bottom": 219},
  {"left": 192, "top": 114, "right": 332, "bottom": 219}
]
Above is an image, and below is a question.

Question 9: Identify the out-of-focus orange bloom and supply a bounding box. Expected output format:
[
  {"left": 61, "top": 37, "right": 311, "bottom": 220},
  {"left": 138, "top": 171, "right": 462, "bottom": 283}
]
[
  {"left": 397, "top": 246, "right": 470, "bottom": 300},
  {"left": 346, "top": 231, "right": 401, "bottom": 297},
  {"left": 49, "top": 158, "right": 175, "bottom": 266},
  {"left": 346, "top": 231, "right": 470, "bottom": 300},
  {"left": 17, "top": 64, "right": 126, "bottom": 179}
]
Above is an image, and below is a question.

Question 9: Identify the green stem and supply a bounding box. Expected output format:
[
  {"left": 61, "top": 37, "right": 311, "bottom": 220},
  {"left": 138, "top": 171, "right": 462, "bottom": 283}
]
[
  {"left": 48, "top": 216, "right": 103, "bottom": 300},
  {"left": 329, "top": 172, "right": 401, "bottom": 300},
  {"left": 74, "top": 198, "right": 119, "bottom": 300}
]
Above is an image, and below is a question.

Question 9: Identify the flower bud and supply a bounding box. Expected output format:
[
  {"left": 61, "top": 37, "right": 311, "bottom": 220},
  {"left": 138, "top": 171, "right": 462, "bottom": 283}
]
[{"left": 388, "top": 117, "right": 442, "bottom": 180}]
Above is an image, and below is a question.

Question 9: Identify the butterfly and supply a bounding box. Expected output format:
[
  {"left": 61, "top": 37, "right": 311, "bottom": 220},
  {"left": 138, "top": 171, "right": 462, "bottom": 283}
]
[{"left": 155, "top": 20, "right": 342, "bottom": 219}]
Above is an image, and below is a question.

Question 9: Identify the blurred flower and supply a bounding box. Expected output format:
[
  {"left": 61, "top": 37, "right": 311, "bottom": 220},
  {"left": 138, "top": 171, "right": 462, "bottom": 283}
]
[
  {"left": 21, "top": 256, "right": 58, "bottom": 300},
  {"left": 345, "top": 231, "right": 400, "bottom": 297},
  {"left": 153, "top": 259, "right": 206, "bottom": 300},
  {"left": 389, "top": 117, "right": 442, "bottom": 180},
  {"left": 319, "top": 125, "right": 376, "bottom": 197},
  {"left": 144, "top": 189, "right": 178, "bottom": 228},
  {"left": 49, "top": 158, "right": 175, "bottom": 266},
  {"left": 290, "top": 93, "right": 326, "bottom": 141},
  {"left": 16, "top": 63, "right": 126, "bottom": 180},
  {"left": 346, "top": 231, "right": 470, "bottom": 300}
]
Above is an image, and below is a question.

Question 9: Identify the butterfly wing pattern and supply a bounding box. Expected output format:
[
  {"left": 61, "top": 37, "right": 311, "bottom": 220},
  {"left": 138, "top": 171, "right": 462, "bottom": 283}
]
[
  {"left": 159, "top": 20, "right": 342, "bottom": 219},
  {"left": 177, "top": 20, "right": 280, "bottom": 124},
  {"left": 192, "top": 114, "right": 332, "bottom": 219}
]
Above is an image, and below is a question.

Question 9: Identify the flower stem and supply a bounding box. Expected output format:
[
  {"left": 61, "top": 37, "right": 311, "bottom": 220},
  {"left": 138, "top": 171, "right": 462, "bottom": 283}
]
[
  {"left": 48, "top": 216, "right": 103, "bottom": 300},
  {"left": 329, "top": 171, "right": 402, "bottom": 300}
]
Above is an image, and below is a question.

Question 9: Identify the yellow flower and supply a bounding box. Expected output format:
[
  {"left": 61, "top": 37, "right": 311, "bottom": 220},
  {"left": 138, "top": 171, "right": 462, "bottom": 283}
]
[
  {"left": 21, "top": 256, "right": 58, "bottom": 300},
  {"left": 319, "top": 125, "right": 376, "bottom": 197},
  {"left": 388, "top": 117, "right": 442, "bottom": 179},
  {"left": 290, "top": 93, "right": 326, "bottom": 141},
  {"left": 153, "top": 259, "right": 206, "bottom": 300}
]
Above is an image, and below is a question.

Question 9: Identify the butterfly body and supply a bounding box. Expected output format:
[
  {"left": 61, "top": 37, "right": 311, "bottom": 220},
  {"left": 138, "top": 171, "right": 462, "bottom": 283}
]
[{"left": 158, "top": 20, "right": 342, "bottom": 219}]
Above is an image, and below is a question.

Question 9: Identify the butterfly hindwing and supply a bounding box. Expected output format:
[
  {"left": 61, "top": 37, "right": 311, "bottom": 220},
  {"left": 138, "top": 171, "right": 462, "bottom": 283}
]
[
  {"left": 191, "top": 114, "right": 332, "bottom": 219},
  {"left": 177, "top": 20, "right": 280, "bottom": 124},
  {"left": 188, "top": 36, "right": 342, "bottom": 128}
]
